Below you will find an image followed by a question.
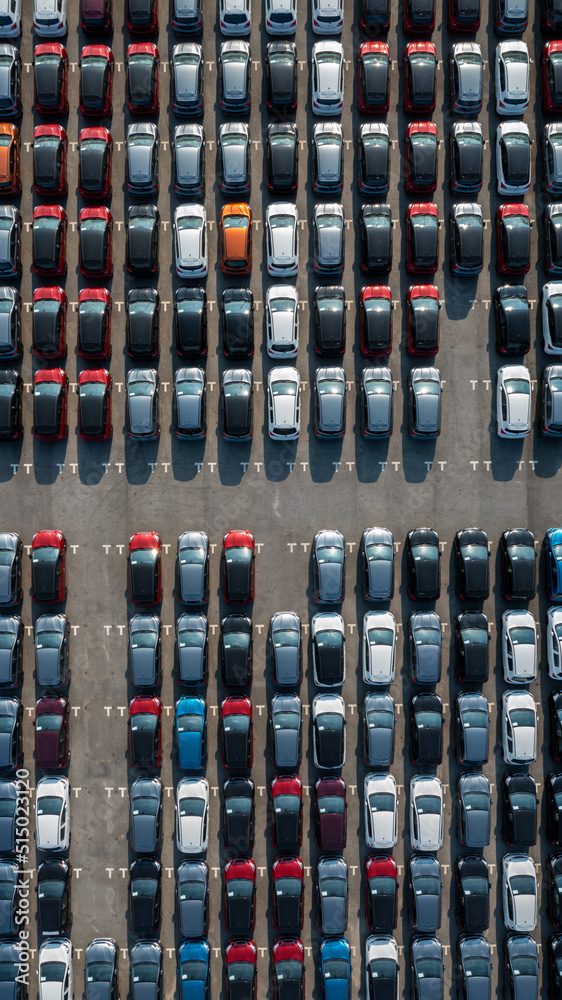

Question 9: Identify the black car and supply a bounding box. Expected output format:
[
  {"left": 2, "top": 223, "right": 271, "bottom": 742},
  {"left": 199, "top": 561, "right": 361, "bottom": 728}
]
[
  {"left": 450, "top": 124, "right": 484, "bottom": 194},
  {"left": 548, "top": 854, "right": 562, "bottom": 927},
  {"left": 272, "top": 861, "right": 304, "bottom": 934},
  {"left": 313, "top": 286, "right": 345, "bottom": 355},
  {"left": 450, "top": 204, "right": 484, "bottom": 275},
  {"left": 449, "top": 0, "right": 481, "bottom": 28},
  {"left": 78, "top": 132, "right": 111, "bottom": 199},
  {"left": 551, "top": 692, "right": 562, "bottom": 763},
  {"left": 128, "top": 858, "right": 161, "bottom": 934},
  {"left": 266, "top": 123, "right": 298, "bottom": 193},
  {"left": 406, "top": 288, "right": 439, "bottom": 356},
  {"left": 0, "top": 371, "right": 22, "bottom": 440},
  {"left": 127, "top": 289, "right": 159, "bottom": 359},
  {"left": 358, "top": 126, "right": 391, "bottom": 196},
  {"left": 548, "top": 936, "right": 562, "bottom": 1000},
  {"left": 408, "top": 855, "right": 441, "bottom": 934},
  {"left": 0, "top": 859, "right": 18, "bottom": 935},
  {"left": 32, "top": 294, "right": 64, "bottom": 361},
  {"left": 503, "top": 774, "right": 537, "bottom": 847},
  {"left": 220, "top": 615, "right": 253, "bottom": 688},
  {"left": 405, "top": 0, "right": 436, "bottom": 29},
  {"left": 222, "top": 536, "right": 254, "bottom": 604},
  {"left": 175, "top": 288, "right": 207, "bottom": 358},
  {"left": 410, "top": 692, "right": 443, "bottom": 765},
  {"left": 77, "top": 292, "right": 111, "bottom": 360},
  {"left": 85, "top": 940, "right": 119, "bottom": 1000},
  {"left": 223, "top": 776, "right": 255, "bottom": 854},
  {"left": 494, "top": 285, "right": 530, "bottom": 355},
  {"left": 360, "top": 290, "right": 392, "bottom": 356},
  {"left": 548, "top": 773, "right": 562, "bottom": 846},
  {"left": 406, "top": 527, "right": 440, "bottom": 600},
  {"left": 0, "top": 697, "right": 21, "bottom": 771},
  {"left": 35, "top": 614, "right": 69, "bottom": 689},
  {"left": 454, "top": 611, "right": 488, "bottom": 683},
  {"left": 406, "top": 127, "right": 438, "bottom": 192},
  {"left": 454, "top": 528, "right": 489, "bottom": 600},
  {"left": 77, "top": 372, "right": 111, "bottom": 441},
  {"left": 219, "top": 41, "right": 251, "bottom": 115},
  {"left": 271, "top": 778, "right": 302, "bottom": 850},
  {"left": 224, "top": 863, "right": 256, "bottom": 935},
  {"left": 0, "top": 615, "right": 22, "bottom": 687},
  {"left": 360, "top": 0, "right": 390, "bottom": 31},
  {"left": 410, "top": 937, "right": 443, "bottom": 1000},
  {"left": 360, "top": 204, "right": 392, "bottom": 273},
  {"left": 37, "top": 859, "right": 71, "bottom": 936},
  {"left": 130, "top": 942, "right": 162, "bottom": 1000},
  {"left": 33, "top": 129, "right": 67, "bottom": 197},
  {"left": 455, "top": 856, "right": 490, "bottom": 932},
  {"left": 221, "top": 369, "right": 253, "bottom": 441},
  {"left": 500, "top": 528, "right": 536, "bottom": 600},
  {"left": 126, "top": 205, "right": 159, "bottom": 276},
  {"left": 127, "top": 0, "right": 157, "bottom": 31},
  {"left": 221, "top": 288, "right": 254, "bottom": 359},
  {"left": 545, "top": 204, "right": 562, "bottom": 275},
  {"left": 265, "top": 42, "right": 297, "bottom": 113}
]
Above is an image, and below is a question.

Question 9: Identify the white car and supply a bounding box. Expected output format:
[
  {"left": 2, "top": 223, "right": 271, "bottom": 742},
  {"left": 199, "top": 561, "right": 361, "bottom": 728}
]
[
  {"left": 312, "top": 0, "right": 344, "bottom": 33},
  {"left": 174, "top": 205, "right": 207, "bottom": 279},
  {"left": 312, "top": 42, "right": 344, "bottom": 116},
  {"left": 219, "top": 0, "right": 251, "bottom": 34},
  {"left": 33, "top": 0, "right": 66, "bottom": 34},
  {"left": 36, "top": 776, "right": 70, "bottom": 853},
  {"left": 362, "top": 612, "right": 396, "bottom": 685},
  {"left": 311, "top": 612, "right": 345, "bottom": 687},
  {"left": 266, "top": 203, "right": 299, "bottom": 277},
  {"left": 365, "top": 936, "right": 399, "bottom": 1000},
  {"left": 176, "top": 777, "right": 209, "bottom": 854},
  {"left": 496, "top": 365, "right": 532, "bottom": 438},
  {"left": 268, "top": 367, "right": 301, "bottom": 440},
  {"left": 502, "top": 854, "right": 537, "bottom": 932},
  {"left": 0, "top": 0, "right": 21, "bottom": 36},
  {"left": 496, "top": 121, "right": 531, "bottom": 195},
  {"left": 265, "top": 0, "right": 297, "bottom": 33},
  {"left": 502, "top": 691, "right": 537, "bottom": 765},
  {"left": 410, "top": 775, "right": 444, "bottom": 852},
  {"left": 266, "top": 285, "right": 299, "bottom": 358},
  {"left": 502, "top": 610, "right": 537, "bottom": 684},
  {"left": 542, "top": 282, "right": 562, "bottom": 354},
  {"left": 39, "top": 939, "right": 72, "bottom": 1000},
  {"left": 495, "top": 40, "right": 530, "bottom": 115},
  {"left": 364, "top": 773, "right": 398, "bottom": 850},
  {"left": 547, "top": 606, "right": 562, "bottom": 679}
]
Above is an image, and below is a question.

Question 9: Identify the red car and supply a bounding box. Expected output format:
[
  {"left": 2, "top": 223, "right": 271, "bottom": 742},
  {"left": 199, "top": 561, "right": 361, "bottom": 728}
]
[
  {"left": 129, "top": 695, "right": 162, "bottom": 768},
  {"left": 225, "top": 941, "right": 256, "bottom": 1000},
  {"left": 78, "top": 127, "right": 112, "bottom": 200},
  {"left": 32, "top": 206, "right": 66, "bottom": 278},
  {"left": 404, "top": 42, "right": 437, "bottom": 113},
  {"left": 272, "top": 938, "right": 304, "bottom": 1000},
  {"left": 128, "top": 532, "right": 162, "bottom": 606},
  {"left": 405, "top": 122, "right": 438, "bottom": 193},
  {"left": 543, "top": 42, "right": 562, "bottom": 112},
  {"left": 404, "top": 0, "right": 436, "bottom": 32},
  {"left": 79, "top": 46, "right": 114, "bottom": 117},
  {"left": 224, "top": 858, "right": 256, "bottom": 935},
  {"left": 406, "top": 202, "right": 440, "bottom": 274},
  {"left": 406, "top": 284, "right": 440, "bottom": 355},
  {"left": 272, "top": 857, "right": 304, "bottom": 934},
  {"left": 359, "top": 285, "right": 393, "bottom": 357},
  {"left": 221, "top": 696, "right": 252, "bottom": 770},
  {"left": 79, "top": 207, "right": 113, "bottom": 279},
  {"left": 31, "top": 530, "right": 66, "bottom": 604},
  {"left": 126, "top": 0, "right": 158, "bottom": 33},
  {"left": 33, "top": 125, "right": 67, "bottom": 197},
  {"left": 496, "top": 204, "right": 531, "bottom": 276},
  {"left": 77, "top": 288, "right": 112, "bottom": 360},
  {"left": 365, "top": 855, "right": 398, "bottom": 931},
  {"left": 222, "top": 530, "right": 255, "bottom": 604},
  {"left": 314, "top": 776, "right": 347, "bottom": 851},
  {"left": 35, "top": 696, "right": 70, "bottom": 769},
  {"left": 358, "top": 42, "right": 391, "bottom": 114},
  {"left": 32, "top": 287, "right": 67, "bottom": 360},
  {"left": 78, "top": 369, "right": 112, "bottom": 442},
  {"left": 270, "top": 774, "right": 302, "bottom": 850},
  {"left": 126, "top": 44, "right": 159, "bottom": 115},
  {"left": 34, "top": 44, "right": 68, "bottom": 116},
  {"left": 33, "top": 369, "right": 68, "bottom": 442}
]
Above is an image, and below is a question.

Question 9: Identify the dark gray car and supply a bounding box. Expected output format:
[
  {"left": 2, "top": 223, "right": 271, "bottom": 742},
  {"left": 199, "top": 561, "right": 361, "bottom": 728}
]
[
  {"left": 458, "top": 772, "right": 491, "bottom": 849},
  {"left": 176, "top": 860, "right": 209, "bottom": 938},
  {"left": 408, "top": 855, "right": 441, "bottom": 933},
  {"left": 456, "top": 692, "right": 489, "bottom": 765},
  {"left": 0, "top": 860, "right": 18, "bottom": 934},
  {"left": 409, "top": 611, "right": 442, "bottom": 684},
  {"left": 0, "top": 534, "right": 21, "bottom": 608},
  {"left": 0, "top": 779, "right": 16, "bottom": 853},
  {"left": 176, "top": 613, "right": 208, "bottom": 686},
  {"left": 317, "top": 856, "right": 348, "bottom": 935},
  {"left": 35, "top": 614, "right": 70, "bottom": 689},
  {"left": 458, "top": 935, "right": 491, "bottom": 1000},
  {"left": 129, "top": 614, "right": 161, "bottom": 688},
  {"left": 173, "top": 125, "right": 205, "bottom": 197},
  {"left": 130, "top": 940, "right": 162, "bottom": 1000},
  {"left": 312, "top": 529, "right": 345, "bottom": 604},
  {"left": 314, "top": 367, "right": 346, "bottom": 439},
  {"left": 504, "top": 934, "right": 537, "bottom": 1000},
  {"left": 268, "top": 612, "right": 302, "bottom": 686},
  {"left": 177, "top": 532, "right": 209, "bottom": 605},
  {"left": 270, "top": 693, "right": 301, "bottom": 769},
  {"left": 411, "top": 936, "right": 444, "bottom": 1000},
  {"left": 174, "top": 368, "right": 206, "bottom": 440},
  {"left": 0, "top": 615, "right": 22, "bottom": 687},
  {"left": 127, "top": 368, "right": 159, "bottom": 440},
  {"left": 219, "top": 123, "right": 250, "bottom": 195},
  {"left": 130, "top": 776, "right": 162, "bottom": 854},
  {"left": 362, "top": 693, "right": 395, "bottom": 767},
  {"left": 0, "top": 939, "right": 25, "bottom": 1000},
  {"left": 126, "top": 123, "right": 159, "bottom": 196},
  {"left": 85, "top": 938, "right": 119, "bottom": 1000},
  {"left": 0, "top": 698, "right": 21, "bottom": 771},
  {"left": 361, "top": 527, "right": 394, "bottom": 601}
]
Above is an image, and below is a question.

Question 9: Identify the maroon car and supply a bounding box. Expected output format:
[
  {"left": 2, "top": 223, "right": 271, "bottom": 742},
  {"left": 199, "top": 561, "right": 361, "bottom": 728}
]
[
  {"left": 314, "top": 776, "right": 347, "bottom": 850},
  {"left": 35, "top": 697, "right": 69, "bottom": 769}
]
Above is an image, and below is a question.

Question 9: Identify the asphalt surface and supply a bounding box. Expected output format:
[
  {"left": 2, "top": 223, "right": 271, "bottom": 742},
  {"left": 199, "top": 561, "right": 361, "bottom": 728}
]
[{"left": 2, "top": 0, "right": 562, "bottom": 998}]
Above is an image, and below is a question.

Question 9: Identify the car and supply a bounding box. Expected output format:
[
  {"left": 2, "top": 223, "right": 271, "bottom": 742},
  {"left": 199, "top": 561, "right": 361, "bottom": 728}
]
[
  {"left": 271, "top": 775, "right": 302, "bottom": 851},
  {"left": 410, "top": 937, "right": 443, "bottom": 1000},
  {"left": 548, "top": 773, "right": 562, "bottom": 845},
  {"left": 0, "top": 779, "right": 17, "bottom": 854},
  {"left": 450, "top": 122, "right": 484, "bottom": 194},
  {"left": 126, "top": 43, "right": 158, "bottom": 114},
  {"left": 219, "top": 41, "right": 251, "bottom": 114},
  {"left": 268, "top": 367, "right": 300, "bottom": 441},
  {"left": 551, "top": 692, "right": 562, "bottom": 758},
  {"left": 220, "top": 615, "right": 252, "bottom": 687},
  {"left": 408, "top": 855, "right": 441, "bottom": 933},
  {"left": 364, "top": 773, "right": 398, "bottom": 850},
  {"left": 129, "top": 858, "right": 161, "bottom": 934},
  {"left": 37, "top": 858, "right": 71, "bottom": 936},
  {"left": 315, "top": 776, "right": 347, "bottom": 852},
  {"left": 410, "top": 775, "right": 443, "bottom": 851},
  {"left": 128, "top": 533, "right": 162, "bottom": 606},
  {"left": 404, "top": 0, "right": 435, "bottom": 29},
  {"left": 79, "top": 45, "right": 113, "bottom": 117},
  {"left": 317, "top": 857, "right": 348, "bottom": 935},
  {"left": 266, "top": 42, "right": 297, "bottom": 112},
  {"left": 362, "top": 612, "right": 396, "bottom": 685},
  {"left": 38, "top": 940, "right": 72, "bottom": 1000},
  {"left": 0, "top": 124, "right": 18, "bottom": 197},
  {"left": 549, "top": 935, "right": 562, "bottom": 1000},
  {"left": 172, "top": 0, "right": 202, "bottom": 31},
  {"left": 543, "top": 124, "right": 562, "bottom": 196},
  {"left": 0, "top": 288, "right": 19, "bottom": 361},
  {"left": 33, "top": 124, "right": 67, "bottom": 197},
  {"left": 172, "top": 124, "right": 205, "bottom": 198},
  {"left": 224, "top": 941, "right": 256, "bottom": 1000},
  {"left": 0, "top": 615, "right": 21, "bottom": 688},
  {"left": 222, "top": 531, "right": 254, "bottom": 604},
  {"left": 220, "top": 0, "right": 250, "bottom": 34},
  {"left": 265, "top": 0, "right": 297, "bottom": 32},
  {"left": 176, "top": 860, "right": 208, "bottom": 937},
  {"left": 130, "top": 942, "right": 162, "bottom": 1000},
  {"left": 35, "top": 775, "right": 70, "bottom": 851},
  {"left": 266, "top": 123, "right": 298, "bottom": 192},
  {"left": 126, "top": 205, "right": 158, "bottom": 275},
  {"left": 35, "top": 696, "right": 67, "bottom": 769},
  {"left": 35, "top": 614, "right": 69, "bottom": 689},
  {"left": 313, "top": 367, "right": 346, "bottom": 438},
  {"left": 500, "top": 529, "right": 536, "bottom": 600},
  {"left": 320, "top": 939, "right": 351, "bottom": 1000},
  {"left": 31, "top": 532, "right": 66, "bottom": 605},
  {"left": 268, "top": 613, "right": 302, "bottom": 687},
  {"left": 174, "top": 205, "right": 207, "bottom": 278},
  {"left": 220, "top": 288, "right": 253, "bottom": 359},
  {"left": 497, "top": 0, "right": 527, "bottom": 30},
  {"left": 502, "top": 854, "right": 537, "bottom": 931},
  {"left": 455, "top": 856, "right": 490, "bottom": 932},
  {"left": 266, "top": 285, "right": 299, "bottom": 358},
  {"left": 126, "top": 369, "right": 159, "bottom": 440},
  {"left": 543, "top": 41, "right": 562, "bottom": 112},
  {"left": 221, "top": 369, "right": 253, "bottom": 441},
  {"left": 266, "top": 203, "right": 299, "bottom": 277},
  {"left": 272, "top": 940, "right": 304, "bottom": 1000},
  {"left": 0, "top": 206, "right": 19, "bottom": 280},
  {"left": 407, "top": 528, "right": 440, "bottom": 600},
  {"left": 456, "top": 691, "right": 489, "bottom": 765},
  {"left": 357, "top": 42, "right": 390, "bottom": 114},
  {"left": 126, "top": 123, "right": 158, "bottom": 197},
  {"left": 496, "top": 41, "right": 530, "bottom": 115},
  {"left": 0, "top": 0, "right": 20, "bottom": 36},
  {"left": 223, "top": 776, "right": 255, "bottom": 853},
  {"left": 548, "top": 612, "right": 562, "bottom": 680},
  {"left": 450, "top": 43, "right": 483, "bottom": 114},
  {"left": 79, "top": 207, "right": 112, "bottom": 278},
  {"left": 358, "top": 124, "right": 390, "bottom": 198},
  {"left": 80, "top": 0, "right": 112, "bottom": 31},
  {"left": 406, "top": 285, "right": 440, "bottom": 357},
  {"left": 405, "top": 123, "right": 438, "bottom": 195},
  {"left": 360, "top": 204, "right": 392, "bottom": 274},
  {"left": 408, "top": 366, "right": 442, "bottom": 438},
  {"left": 360, "top": 0, "right": 390, "bottom": 31},
  {"left": 362, "top": 693, "right": 395, "bottom": 767},
  {"left": 85, "top": 939, "right": 119, "bottom": 1000},
  {"left": 359, "top": 287, "right": 393, "bottom": 358},
  {"left": 504, "top": 935, "right": 538, "bottom": 1000},
  {"left": 312, "top": 531, "right": 345, "bottom": 605},
  {"left": 219, "top": 123, "right": 249, "bottom": 195},
  {"left": 311, "top": 42, "right": 344, "bottom": 115},
  {"left": 32, "top": 288, "right": 65, "bottom": 361},
  {"left": 33, "top": 369, "right": 68, "bottom": 443},
  {"left": 176, "top": 613, "right": 208, "bottom": 686},
  {"left": 410, "top": 692, "right": 443, "bottom": 766},
  {"left": 78, "top": 127, "right": 111, "bottom": 200},
  {"left": 502, "top": 691, "right": 537, "bottom": 765},
  {"left": 128, "top": 695, "right": 162, "bottom": 768},
  {"left": 496, "top": 365, "right": 532, "bottom": 438},
  {"left": 503, "top": 774, "right": 537, "bottom": 847},
  {"left": 502, "top": 610, "right": 537, "bottom": 684},
  {"left": 34, "top": 43, "right": 67, "bottom": 115},
  {"left": 175, "top": 288, "right": 206, "bottom": 357},
  {"left": 450, "top": 204, "right": 484, "bottom": 275},
  {"left": 178, "top": 940, "right": 210, "bottom": 1000},
  {"left": 177, "top": 532, "right": 209, "bottom": 606},
  {"left": 547, "top": 527, "right": 562, "bottom": 600},
  {"left": 409, "top": 611, "right": 441, "bottom": 684},
  {"left": 0, "top": 535, "right": 20, "bottom": 610},
  {"left": 457, "top": 937, "right": 491, "bottom": 1000},
  {"left": 0, "top": 370, "right": 21, "bottom": 441},
  {"left": 547, "top": 854, "right": 562, "bottom": 926},
  {"left": 175, "top": 696, "right": 206, "bottom": 770},
  {"left": 0, "top": 45, "right": 19, "bottom": 118},
  {"left": 312, "top": 612, "right": 345, "bottom": 687},
  {"left": 127, "top": 0, "right": 157, "bottom": 31},
  {"left": 33, "top": 206, "right": 66, "bottom": 278},
  {"left": 365, "top": 856, "right": 397, "bottom": 932},
  {"left": 33, "top": 0, "right": 66, "bottom": 32},
  {"left": 496, "top": 122, "right": 531, "bottom": 197},
  {"left": 224, "top": 859, "right": 256, "bottom": 935},
  {"left": 543, "top": 283, "right": 562, "bottom": 354},
  {"left": 312, "top": 694, "right": 345, "bottom": 770},
  {"left": 220, "top": 205, "right": 252, "bottom": 276},
  {"left": 311, "top": 0, "right": 343, "bottom": 31},
  {"left": 77, "top": 288, "right": 111, "bottom": 361},
  {"left": 406, "top": 203, "right": 439, "bottom": 274},
  {"left": 404, "top": 42, "right": 436, "bottom": 112},
  {"left": 457, "top": 773, "right": 491, "bottom": 849},
  {"left": 454, "top": 528, "right": 489, "bottom": 600},
  {"left": 221, "top": 696, "right": 252, "bottom": 769},
  {"left": 494, "top": 285, "right": 530, "bottom": 355},
  {"left": 0, "top": 697, "right": 20, "bottom": 770},
  {"left": 128, "top": 613, "right": 161, "bottom": 688},
  {"left": 176, "top": 777, "right": 209, "bottom": 854},
  {"left": 313, "top": 205, "right": 345, "bottom": 277},
  {"left": 360, "top": 528, "right": 394, "bottom": 601},
  {"left": 126, "top": 289, "right": 159, "bottom": 362},
  {"left": 171, "top": 43, "right": 204, "bottom": 116},
  {"left": 364, "top": 937, "right": 398, "bottom": 1000},
  {"left": 360, "top": 367, "right": 393, "bottom": 438},
  {"left": 130, "top": 776, "right": 162, "bottom": 854},
  {"left": 312, "top": 123, "right": 344, "bottom": 196}
]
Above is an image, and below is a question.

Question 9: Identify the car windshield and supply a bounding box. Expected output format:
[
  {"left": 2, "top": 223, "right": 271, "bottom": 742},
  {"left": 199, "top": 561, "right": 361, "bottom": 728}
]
[
  {"left": 369, "top": 876, "right": 395, "bottom": 894},
  {"left": 270, "top": 297, "right": 294, "bottom": 314},
  {"left": 462, "top": 876, "right": 487, "bottom": 895},
  {"left": 270, "top": 215, "right": 294, "bottom": 228},
  {"left": 366, "top": 543, "right": 392, "bottom": 561},
  {"left": 87, "top": 964, "right": 113, "bottom": 984},
  {"left": 180, "top": 962, "right": 207, "bottom": 983},
  {"left": 224, "top": 715, "right": 249, "bottom": 732},
  {"left": 80, "top": 384, "right": 105, "bottom": 401},
  {"left": 224, "top": 631, "right": 250, "bottom": 649},
  {"left": 510, "top": 875, "right": 535, "bottom": 895},
  {"left": 177, "top": 217, "right": 202, "bottom": 230},
  {"left": 225, "top": 52, "right": 248, "bottom": 63},
  {"left": 512, "top": 958, "right": 538, "bottom": 977},
  {"left": 506, "top": 51, "right": 527, "bottom": 64},
  {"left": 131, "top": 631, "right": 157, "bottom": 649},
  {"left": 464, "top": 792, "right": 489, "bottom": 811},
  {"left": 323, "top": 960, "right": 348, "bottom": 980},
  {"left": 461, "top": 628, "right": 487, "bottom": 645},
  {"left": 0, "top": 798, "right": 14, "bottom": 817},
  {"left": 82, "top": 139, "right": 106, "bottom": 154},
  {"left": 272, "top": 381, "right": 297, "bottom": 396},
  {"left": 414, "top": 877, "right": 439, "bottom": 895},
  {"left": 227, "top": 879, "right": 253, "bottom": 898},
  {"left": 129, "top": 53, "right": 154, "bottom": 66},
  {"left": 276, "top": 962, "right": 302, "bottom": 981},
  {"left": 368, "top": 628, "right": 393, "bottom": 646},
  {"left": 509, "top": 627, "right": 534, "bottom": 645},
  {"left": 80, "top": 300, "right": 106, "bottom": 317},
  {"left": 35, "top": 383, "right": 60, "bottom": 398},
  {"left": 129, "top": 218, "right": 152, "bottom": 231},
  {"left": 461, "top": 544, "right": 487, "bottom": 560},
  {"left": 225, "top": 382, "right": 250, "bottom": 397},
  {"left": 414, "top": 628, "right": 440, "bottom": 645},
  {"left": 177, "top": 713, "right": 204, "bottom": 734},
  {"left": 318, "top": 381, "right": 343, "bottom": 395},
  {"left": 81, "top": 219, "right": 106, "bottom": 233},
  {"left": 36, "top": 714, "right": 62, "bottom": 733},
  {"left": 321, "top": 877, "right": 346, "bottom": 897},
  {"left": 369, "top": 792, "right": 394, "bottom": 812},
  {"left": 130, "top": 136, "right": 154, "bottom": 147},
  {"left": 227, "top": 963, "right": 253, "bottom": 983},
  {"left": 132, "top": 964, "right": 159, "bottom": 984},
  {"left": 130, "top": 550, "right": 156, "bottom": 565},
  {"left": 508, "top": 544, "right": 534, "bottom": 561},
  {"left": 38, "top": 880, "right": 65, "bottom": 899},
  {"left": 41, "top": 963, "right": 66, "bottom": 983},
  {"left": 416, "top": 711, "right": 441, "bottom": 729},
  {"left": 416, "top": 960, "right": 441, "bottom": 979},
  {"left": 133, "top": 797, "right": 159, "bottom": 816},
  {"left": 511, "top": 792, "right": 536, "bottom": 811},
  {"left": 318, "top": 546, "right": 342, "bottom": 563},
  {"left": 505, "top": 379, "right": 530, "bottom": 395},
  {"left": 319, "top": 795, "right": 344, "bottom": 814},
  {"left": 511, "top": 709, "right": 535, "bottom": 728},
  {"left": 317, "top": 713, "right": 342, "bottom": 731},
  {"left": 415, "top": 380, "right": 440, "bottom": 395},
  {"left": 416, "top": 795, "right": 441, "bottom": 814},
  {"left": 0, "top": 552, "right": 12, "bottom": 566},
  {"left": 131, "top": 714, "right": 157, "bottom": 731},
  {"left": 318, "top": 53, "right": 341, "bottom": 65},
  {"left": 0, "top": 882, "right": 13, "bottom": 901},
  {"left": 462, "top": 711, "right": 487, "bottom": 728},
  {"left": 224, "top": 215, "right": 248, "bottom": 228},
  {"left": 228, "top": 796, "right": 252, "bottom": 815},
  {"left": 180, "top": 880, "right": 206, "bottom": 901},
  {"left": 505, "top": 216, "right": 529, "bottom": 230},
  {"left": 34, "top": 299, "right": 60, "bottom": 315},
  {"left": 177, "top": 382, "right": 201, "bottom": 398},
  {"left": 274, "top": 630, "right": 299, "bottom": 647},
  {"left": 366, "top": 710, "right": 393, "bottom": 729},
  {"left": 180, "top": 547, "right": 205, "bottom": 564},
  {"left": 222, "top": 134, "right": 246, "bottom": 146},
  {"left": 0, "top": 634, "right": 14, "bottom": 649},
  {"left": 274, "top": 794, "right": 299, "bottom": 813},
  {"left": 129, "top": 383, "right": 154, "bottom": 400},
  {"left": 84, "top": 56, "right": 107, "bottom": 68},
  {"left": 37, "top": 795, "right": 62, "bottom": 817},
  {"left": 180, "top": 797, "right": 205, "bottom": 817},
  {"left": 413, "top": 297, "right": 439, "bottom": 313},
  {"left": 412, "top": 544, "right": 438, "bottom": 560},
  {"left": 317, "top": 214, "right": 343, "bottom": 229},
  {"left": 274, "top": 712, "right": 299, "bottom": 731}
]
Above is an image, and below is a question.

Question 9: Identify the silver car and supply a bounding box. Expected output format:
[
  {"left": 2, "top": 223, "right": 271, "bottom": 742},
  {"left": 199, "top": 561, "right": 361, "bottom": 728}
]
[
  {"left": 174, "top": 367, "right": 206, "bottom": 440},
  {"left": 268, "top": 612, "right": 302, "bottom": 686},
  {"left": 220, "top": 0, "right": 251, "bottom": 34},
  {"left": 129, "top": 613, "right": 161, "bottom": 688},
  {"left": 361, "top": 527, "right": 394, "bottom": 601},
  {"left": 456, "top": 691, "right": 489, "bottom": 765},
  {"left": 0, "top": 206, "right": 20, "bottom": 277},
  {"left": 313, "top": 529, "right": 345, "bottom": 604},
  {"left": 408, "top": 367, "right": 442, "bottom": 439},
  {"left": 362, "top": 692, "right": 395, "bottom": 767},
  {"left": 172, "top": 125, "right": 205, "bottom": 197},
  {"left": 311, "top": 41, "right": 344, "bottom": 115},
  {"left": 314, "top": 366, "right": 346, "bottom": 438},
  {"left": 176, "top": 860, "right": 208, "bottom": 938},
  {"left": 450, "top": 42, "right": 483, "bottom": 114},
  {"left": 175, "top": 613, "right": 208, "bottom": 686},
  {"left": 270, "top": 693, "right": 302, "bottom": 769},
  {"left": 219, "top": 123, "right": 250, "bottom": 194},
  {"left": 177, "top": 531, "right": 209, "bottom": 605},
  {"left": 542, "top": 364, "right": 562, "bottom": 436},
  {"left": 174, "top": 206, "right": 207, "bottom": 278},
  {"left": 312, "top": 123, "right": 344, "bottom": 194},
  {"left": 171, "top": 43, "right": 204, "bottom": 116},
  {"left": 130, "top": 776, "right": 162, "bottom": 854},
  {"left": 409, "top": 611, "right": 442, "bottom": 684},
  {"left": 127, "top": 368, "right": 159, "bottom": 440},
  {"left": 316, "top": 857, "right": 348, "bottom": 934},
  {"left": 268, "top": 367, "right": 300, "bottom": 440},
  {"left": 266, "top": 285, "right": 299, "bottom": 358},
  {"left": 495, "top": 40, "right": 530, "bottom": 115},
  {"left": 360, "top": 368, "right": 393, "bottom": 439},
  {"left": 313, "top": 203, "right": 345, "bottom": 275},
  {"left": 126, "top": 123, "right": 159, "bottom": 196}
]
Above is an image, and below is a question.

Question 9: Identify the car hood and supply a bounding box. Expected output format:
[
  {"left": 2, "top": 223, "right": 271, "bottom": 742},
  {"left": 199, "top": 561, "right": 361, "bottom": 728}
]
[{"left": 133, "top": 813, "right": 157, "bottom": 852}]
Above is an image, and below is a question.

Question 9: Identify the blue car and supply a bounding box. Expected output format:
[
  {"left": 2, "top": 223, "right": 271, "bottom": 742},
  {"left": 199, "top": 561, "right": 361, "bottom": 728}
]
[
  {"left": 178, "top": 939, "right": 210, "bottom": 1000},
  {"left": 175, "top": 696, "right": 207, "bottom": 769},
  {"left": 320, "top": 937, "right": 352, "bottom": 1000},
  {"left": 547, "top": 528, "right": 562, "bottom": 600}
]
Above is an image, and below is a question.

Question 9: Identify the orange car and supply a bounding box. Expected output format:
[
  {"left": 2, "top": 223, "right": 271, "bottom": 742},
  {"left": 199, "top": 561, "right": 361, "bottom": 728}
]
[
  {"left": 0, "top": 125, "right": 20, "bottom": 196},
  {"left": 220, "top": 203, "right": 252, "bottom": 275}
]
